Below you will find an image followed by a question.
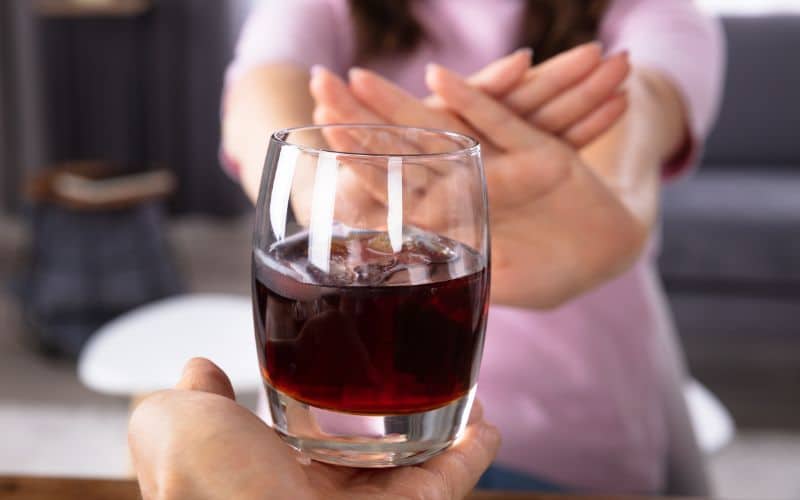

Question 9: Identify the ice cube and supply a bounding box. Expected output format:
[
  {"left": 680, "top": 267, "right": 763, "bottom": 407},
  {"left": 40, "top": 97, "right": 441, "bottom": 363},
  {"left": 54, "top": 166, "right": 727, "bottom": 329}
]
[
  {"left": 306, "top": 255, "right": 357, "bottom": 286},
  {"left": 406, "top": 233, "right": 458, "bottom": 264},
  {"left": 297, "top": 228, "right": 461, "bottom": 286},
  {"left": 366, "top": 233, "right": 394, "bottom": 255},
  {"left": 354, "top": 255, "right": 399, "bottom": 285},
  {"left": 330, "top": 237, "right": 351, "bottom": 258}
]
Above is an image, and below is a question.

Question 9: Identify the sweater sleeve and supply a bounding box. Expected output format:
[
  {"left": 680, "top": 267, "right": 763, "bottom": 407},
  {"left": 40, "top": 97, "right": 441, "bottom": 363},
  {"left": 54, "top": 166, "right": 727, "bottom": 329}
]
[
  {"left": 225, "top": 0, "right": 353, "bottom": 86},
  {"left": 220, "top": 0, "right": 354, "bottom": 179},
  {"left": 599, "top": 0, "right": 726, "bottom": 179}
]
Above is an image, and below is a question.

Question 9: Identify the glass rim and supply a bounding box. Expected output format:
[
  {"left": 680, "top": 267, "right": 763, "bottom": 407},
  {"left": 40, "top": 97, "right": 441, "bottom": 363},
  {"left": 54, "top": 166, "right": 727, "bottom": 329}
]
[{"left": 271, "top": 124, "right": 480, "bottom": 159}]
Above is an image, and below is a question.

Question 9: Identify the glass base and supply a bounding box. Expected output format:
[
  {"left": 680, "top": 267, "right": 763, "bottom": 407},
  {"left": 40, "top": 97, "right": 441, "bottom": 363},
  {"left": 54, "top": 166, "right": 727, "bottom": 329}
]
[{"left": 263, "top": 382, "right": 476, "bottom": 467}]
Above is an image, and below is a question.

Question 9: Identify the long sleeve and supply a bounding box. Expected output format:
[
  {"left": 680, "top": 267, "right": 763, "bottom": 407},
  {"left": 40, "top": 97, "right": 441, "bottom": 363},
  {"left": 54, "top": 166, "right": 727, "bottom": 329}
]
[
  {"left": 224, "top": 0, "right": 354, "bottom": 88},
  {"left": 600, "top": 0, "right": 726, "bottom": 178}
]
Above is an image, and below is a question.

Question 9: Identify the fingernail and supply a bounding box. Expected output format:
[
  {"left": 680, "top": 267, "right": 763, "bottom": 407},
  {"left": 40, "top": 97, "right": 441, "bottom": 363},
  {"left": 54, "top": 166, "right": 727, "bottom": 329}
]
[
  {"left": 425, "top": 62, "right": 443, "bottom": 75},
  {"left": 424, "top": 63, "right": 436, "bottom": 81},
  {"left": 514, "top": 47, "right": 533, "bottom": 58},
  {"left": 588, "top": 41, "right": 604, "bottom": 51},
  {"left": 310, "top": 64, "right": 324, "bottom": 77},
  {"left": 348, "top": 66, "right": 366, "bottom": 80}
]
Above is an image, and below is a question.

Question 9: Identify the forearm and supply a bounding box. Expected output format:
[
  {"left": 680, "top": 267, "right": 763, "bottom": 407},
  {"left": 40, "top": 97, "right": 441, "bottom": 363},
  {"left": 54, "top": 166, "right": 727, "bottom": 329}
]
[
  {"left": 222, "top": 64, "right": 314, "bottom": 202},
  {"left": 579, "top": 68, "right": 688, "bottom": 229}
]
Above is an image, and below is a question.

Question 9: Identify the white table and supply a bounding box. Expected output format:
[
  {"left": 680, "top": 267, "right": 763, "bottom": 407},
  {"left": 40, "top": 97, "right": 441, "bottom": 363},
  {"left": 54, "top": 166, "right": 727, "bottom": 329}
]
[{"left": 79, "top": 294, "right": 261, "bottom": 396}]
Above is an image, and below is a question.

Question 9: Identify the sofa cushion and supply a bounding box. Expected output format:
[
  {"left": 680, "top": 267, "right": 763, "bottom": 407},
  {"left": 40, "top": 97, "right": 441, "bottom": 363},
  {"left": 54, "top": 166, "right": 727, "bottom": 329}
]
[
  {"left": 659, "top": 168, "right": 800, "bottom": 287},
  {"left": 703, "top": 16, "right": 800, "bottom": 167}
]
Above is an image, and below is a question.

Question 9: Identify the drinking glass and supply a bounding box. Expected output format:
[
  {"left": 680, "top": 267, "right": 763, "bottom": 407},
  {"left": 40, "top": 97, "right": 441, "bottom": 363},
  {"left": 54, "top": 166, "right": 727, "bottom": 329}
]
[{"left": 252, "top": 124, "right": 490, "bottom": 467}]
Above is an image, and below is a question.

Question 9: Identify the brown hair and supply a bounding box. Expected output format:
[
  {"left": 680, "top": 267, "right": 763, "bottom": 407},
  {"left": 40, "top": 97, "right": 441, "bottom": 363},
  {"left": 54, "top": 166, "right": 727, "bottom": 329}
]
[{"left": 349, "top": 0, "right": 610, "bottom": 64}]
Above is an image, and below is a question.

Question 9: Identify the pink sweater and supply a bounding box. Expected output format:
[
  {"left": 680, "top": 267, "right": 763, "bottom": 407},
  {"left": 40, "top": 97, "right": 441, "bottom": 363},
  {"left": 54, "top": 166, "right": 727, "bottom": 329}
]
[{"left": 225, "top": 0, "right": 725, "bottom": 492}]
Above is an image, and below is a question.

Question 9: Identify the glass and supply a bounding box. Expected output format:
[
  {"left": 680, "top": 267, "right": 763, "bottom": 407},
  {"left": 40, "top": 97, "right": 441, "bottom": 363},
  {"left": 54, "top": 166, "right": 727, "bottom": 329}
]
[{"left": 252, "top": 125, "right": 490, "bottom": 467}]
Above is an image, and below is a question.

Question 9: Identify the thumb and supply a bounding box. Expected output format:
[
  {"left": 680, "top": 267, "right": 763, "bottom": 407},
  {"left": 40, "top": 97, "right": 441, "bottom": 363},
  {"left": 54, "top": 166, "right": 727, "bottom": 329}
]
[
  {"left": 420, "top": 405, "right": 501, "bottom": 500},
  {"left": 175, "top": 357, "right": 236, "bottom": 400}
]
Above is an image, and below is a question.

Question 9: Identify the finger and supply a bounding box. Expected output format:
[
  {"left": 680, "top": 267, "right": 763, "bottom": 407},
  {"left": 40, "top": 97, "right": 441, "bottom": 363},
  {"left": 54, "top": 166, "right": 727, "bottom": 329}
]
[
  {"left": 424, "top": 48, "right": 531, "bottom": 108},
  {"left": 426, "top": 63, "right": 549, "bottom": 151},
  {"left": 421, "top": 420, "right": 501, "bottom": 500},
  {"left": 467, "top": 399, "right": 484, "bottom": 425},
  {"left": 314, "top": 107, "right": 434, "bottom": 204},
  {"left": 314, "top": 106, "right": 416, "bottom": 157},
  {"left": 338, "top": 155, "right": 442, "bottom": 211},
  {"left": 503, "top": 41, "right": 604, "bottom": 115},
  {"left": 562, "top": 91, "right": 628, "bottom": 147},
  {"left": 468, "top": 48, "right": 533, "bottom": 96},
  {"left": 317, "top": 103, "right": 454, "bottom": 184},
  {"left": 128, "top": 391, "right": 182, "bottom": 499},
  {"left": 309, "top": 65, "right": 383, "bottom": 124},
  {"left": 529, "top": 51, "right": 631, "bottom": 134},
  {"left": 312, "top": 105, "right": 337, "bottom": 125},
  {"left": 303, "top": 114, "right": 395, "bottom": 215},
  {"left": 313, "top": 108, "right": 381, "bottom": 152},
  {"left": 311, "top": 68, "right": 417, "bottom": 156},
  {"left": 175, "top": 357, "right": 235, "bottom": 400},
  {"left": 314, "top": 94, "right": 431, "bottom": 158},
  {"left": 334, "top": 167, "right": 389, "bottom": 228},
  {"left": 349, "top": 67, "right": 502, "bottom": 157},
  {"left": 341, "top": 158, "right": 390, "bottom": 204},
  {"left": 314, "top": 107, "right": 360, "bottom": 150},
  {"left": 348, "top": 67, "right": 470, "bottom": 135},
  {"left": 316, "top": 103, "right": 434, "bottom": 189},
  {"left": 316, "top": 114, "right": 434, "bottom": 190}
]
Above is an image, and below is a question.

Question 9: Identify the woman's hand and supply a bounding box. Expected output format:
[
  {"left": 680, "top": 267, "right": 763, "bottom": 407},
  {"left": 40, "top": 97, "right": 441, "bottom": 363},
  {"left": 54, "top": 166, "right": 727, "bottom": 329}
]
[
  {"left": 425, "top": 65, "right": 645, "bottom": 308},
  {"left": 309, "top": 62, "right": 645, "bottom": 308},
  {"left": 129, "top": 358, "right": 501, "bottom": 500},
  {"left": 431, "top": 42, "right": 631, "bottom": 148},
  {"left": 313, "top": 43, "right": 630, "bottom": 154}
]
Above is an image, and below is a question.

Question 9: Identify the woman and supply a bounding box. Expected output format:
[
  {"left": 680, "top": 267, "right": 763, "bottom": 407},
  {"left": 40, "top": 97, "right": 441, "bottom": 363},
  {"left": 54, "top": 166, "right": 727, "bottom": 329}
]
[{"left": 221, "top": 0, "right": 724, "bottom": 494}]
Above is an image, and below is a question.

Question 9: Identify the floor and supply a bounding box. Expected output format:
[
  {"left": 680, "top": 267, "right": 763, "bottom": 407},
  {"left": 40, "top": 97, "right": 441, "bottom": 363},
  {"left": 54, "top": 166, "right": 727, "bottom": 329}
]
[{"left": 1, "top": 215, "right": 799, "bottom": 499}]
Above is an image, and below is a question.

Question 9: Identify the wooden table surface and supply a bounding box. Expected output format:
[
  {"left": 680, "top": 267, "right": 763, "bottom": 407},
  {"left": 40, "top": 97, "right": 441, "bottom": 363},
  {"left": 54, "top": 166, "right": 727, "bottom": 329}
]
[{"left": 0, "top": 476, "right": 700, "bottom": 500}]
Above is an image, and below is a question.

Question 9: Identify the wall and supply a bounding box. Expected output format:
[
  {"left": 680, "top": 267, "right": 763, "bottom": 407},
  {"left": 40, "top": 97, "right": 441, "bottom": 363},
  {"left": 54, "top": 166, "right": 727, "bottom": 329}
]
[
  {"left": 0, "top": 1, "right": 46, "bottom": 213},
  {"left": 2, "top": 0, "right": 253, "bottom": 215}
]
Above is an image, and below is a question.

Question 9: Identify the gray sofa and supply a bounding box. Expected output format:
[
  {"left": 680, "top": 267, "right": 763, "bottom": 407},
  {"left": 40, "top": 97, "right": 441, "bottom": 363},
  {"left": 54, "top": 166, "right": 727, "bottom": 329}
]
[{"left": 659, "top": 16, "right": 800, "bottom": 428}]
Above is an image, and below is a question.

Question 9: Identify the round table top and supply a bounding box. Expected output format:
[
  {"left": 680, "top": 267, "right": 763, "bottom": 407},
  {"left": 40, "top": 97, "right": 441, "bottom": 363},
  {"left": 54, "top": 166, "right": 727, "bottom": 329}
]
[
  {"left": 78, "top": 294, "right": 261, "bottom": 396},
  {"left": 0, "top": 475, "right": 705, "bottom": 500}
]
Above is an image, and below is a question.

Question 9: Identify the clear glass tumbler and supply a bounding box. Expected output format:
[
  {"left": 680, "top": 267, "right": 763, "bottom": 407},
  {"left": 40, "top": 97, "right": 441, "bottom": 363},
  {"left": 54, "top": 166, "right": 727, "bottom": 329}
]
[{"left": 252, "top": 125, "right": 490, "bottom": 467}]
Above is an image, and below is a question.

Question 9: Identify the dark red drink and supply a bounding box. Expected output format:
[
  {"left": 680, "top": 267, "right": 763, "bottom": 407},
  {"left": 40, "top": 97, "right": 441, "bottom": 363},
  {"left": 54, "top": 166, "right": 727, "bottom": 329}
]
[{"left": 253, "top": 229, "right": 489, "bottom": 415}]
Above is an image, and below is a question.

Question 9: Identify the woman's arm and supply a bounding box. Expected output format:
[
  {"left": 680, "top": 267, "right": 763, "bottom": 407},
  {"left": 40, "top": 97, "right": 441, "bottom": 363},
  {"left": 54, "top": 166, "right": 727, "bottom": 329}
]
[
  {"left": 307, "top": 62, "right": 700, "bottom": 308},
  {"left": 309, "top": 64, "right": 644, "bottom": 308},
  {"left": 222, "top": 64, "right": 314, "bottom": 202},
  {"left": 578, "top": 67, "right": 688, "bottom": 231},
  {"left": 429, "top": 66, "right": 696, "bottom": 308},
  {"left": 584, "top": 0, "right": 726, "bottom": 227},
  {"left": 224, "top": 44, "right": 626, "bottom": 204},
  {"left": 221, "top": 0, "right": 354, "bottom": 201}
]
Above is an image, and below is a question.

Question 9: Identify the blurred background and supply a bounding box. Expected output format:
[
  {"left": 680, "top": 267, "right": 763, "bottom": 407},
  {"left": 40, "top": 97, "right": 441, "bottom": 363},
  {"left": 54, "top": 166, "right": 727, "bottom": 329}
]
[{"left": 0, "top": 1, "right": 798, "bottom": 498}]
